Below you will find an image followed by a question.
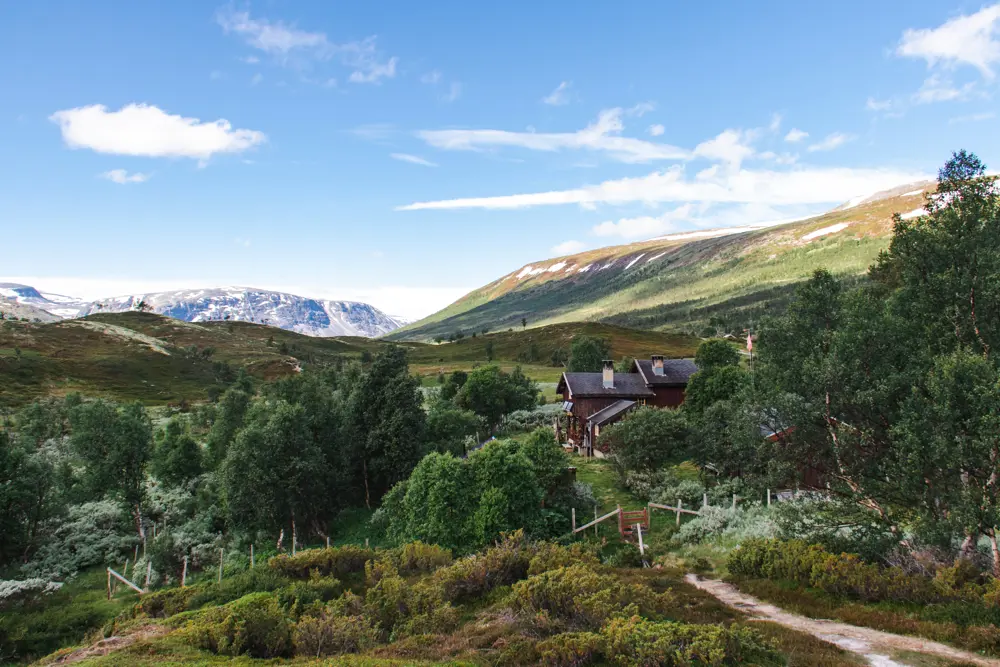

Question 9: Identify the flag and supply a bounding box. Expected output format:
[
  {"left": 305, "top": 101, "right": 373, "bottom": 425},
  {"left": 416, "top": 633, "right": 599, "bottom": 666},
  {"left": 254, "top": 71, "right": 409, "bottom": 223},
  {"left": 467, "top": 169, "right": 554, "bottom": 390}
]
[{"left": 746, "top": 332, "right": 753, "bottom": 353}]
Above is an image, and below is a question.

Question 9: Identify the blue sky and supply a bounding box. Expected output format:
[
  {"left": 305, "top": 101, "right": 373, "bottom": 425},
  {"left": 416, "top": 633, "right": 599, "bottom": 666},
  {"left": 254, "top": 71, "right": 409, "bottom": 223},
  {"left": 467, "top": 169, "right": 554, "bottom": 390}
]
[{"left": 1, "top": 1, "right": 998, "bottom": 319}]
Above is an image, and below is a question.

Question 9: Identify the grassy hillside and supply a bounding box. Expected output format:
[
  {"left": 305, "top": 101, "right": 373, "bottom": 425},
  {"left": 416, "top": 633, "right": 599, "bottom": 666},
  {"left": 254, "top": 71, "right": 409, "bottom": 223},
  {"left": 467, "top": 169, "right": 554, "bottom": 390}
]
[
  {"left": 0, "top": 314, "right": 697, "bottom": 406},
  {"left": 391, "top": 184, "right": 932, "bottom": 341}
]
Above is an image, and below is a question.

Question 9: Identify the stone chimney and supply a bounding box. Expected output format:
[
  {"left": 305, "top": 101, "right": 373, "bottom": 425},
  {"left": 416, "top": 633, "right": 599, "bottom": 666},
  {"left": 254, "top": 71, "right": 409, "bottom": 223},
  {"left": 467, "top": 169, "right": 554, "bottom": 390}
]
[
  {"left": 602, "top": 360, "right": 614, "bottom": 389},
  {"left": 652, "top": 355, "right": 664, "bottom": 376}
]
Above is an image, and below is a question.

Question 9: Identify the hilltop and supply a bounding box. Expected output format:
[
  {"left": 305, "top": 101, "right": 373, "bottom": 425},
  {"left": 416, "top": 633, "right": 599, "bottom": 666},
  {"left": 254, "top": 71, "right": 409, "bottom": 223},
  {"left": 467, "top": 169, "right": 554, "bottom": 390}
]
[
  {"left": 0, "top": 312, "right": 697, "bottom": 406},
  {"left": 391, "top": 182, "right": 933, "bottom": 341}
]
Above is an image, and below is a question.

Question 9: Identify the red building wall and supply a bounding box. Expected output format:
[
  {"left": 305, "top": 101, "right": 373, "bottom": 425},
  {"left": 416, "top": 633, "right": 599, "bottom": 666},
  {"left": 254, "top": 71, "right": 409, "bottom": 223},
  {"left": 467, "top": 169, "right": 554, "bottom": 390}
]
[{"left": 648, "top": 387, "right": 686, "bottom": 408}]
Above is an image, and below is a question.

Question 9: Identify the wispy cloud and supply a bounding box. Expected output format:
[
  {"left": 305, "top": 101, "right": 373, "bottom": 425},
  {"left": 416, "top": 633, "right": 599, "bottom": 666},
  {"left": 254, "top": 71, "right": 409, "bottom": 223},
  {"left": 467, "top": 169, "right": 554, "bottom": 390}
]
[
  {"left": 421, "top": 70, "right": 442, "bottom": 85},
  {"left": 949, "top": 111, "right": 996, "bottom": 123},
  {"left": 551, "top": 240, "right": 586, "bottom": 255},
  {"left": 912, "top": 74, "right": 977, "bottom": 103},
  {"left": 542, "top": 81, "right": 572, "bottom": 105},
  {"left": 351, "top": 123, "right": 395, "bottom": 141},
  {"left": 897, "top": 4, "right": 1000, "bottom": 78},
  {"left": 101, "top": 169, "right": 150, "bottom": 184},
  {"left": 783, "top": 128, "right": 808, "bottom": 142},
  {"left": 866, "top": 98, "right": 892, "bottom": 112},
  {"left": 397, "top": 164, "right": 928, "bottom": 212},
  {"left": 692, "top": 129, "right": 757, "bottom": 167},
  {"left": 442, "top": 81, "right": 462, "bottom": 103},
  {"left": 391, "top": 153, "right": 438, "bottom": 167},
  {"left": 216, "top": 8, "right": 397, "bottom": 83},
  {"left": 807, "top": 132, "right": 854, "bottom": 152},
  {"left": 50, "top": 103, "right": 265, "bottom": 160},
  {"left": 417, "top": 108, "right": 689, "bottom": 163},
  {"left": 648, "top": 124, "right": 665, "bottom": 136}
]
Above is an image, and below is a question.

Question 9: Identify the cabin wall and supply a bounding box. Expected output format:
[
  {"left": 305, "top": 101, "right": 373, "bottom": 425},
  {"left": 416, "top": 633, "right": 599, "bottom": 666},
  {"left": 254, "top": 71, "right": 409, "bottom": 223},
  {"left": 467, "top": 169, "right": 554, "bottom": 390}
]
[{"left": 649, "top": 386, "right": 686, "bottom": 408}]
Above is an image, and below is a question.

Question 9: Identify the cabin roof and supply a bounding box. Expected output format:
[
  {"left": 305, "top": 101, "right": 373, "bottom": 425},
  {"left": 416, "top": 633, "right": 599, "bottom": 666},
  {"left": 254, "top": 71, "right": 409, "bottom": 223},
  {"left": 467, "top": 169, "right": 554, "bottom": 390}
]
[
  {"left": 587, "top": 399, "right": 637, "bottom": 426},
  {"left": 633, "top": 358, "right": 698, "bottom": 386},
  {"left": 557, "top": 372, "right": 655, "bottom": 398}
]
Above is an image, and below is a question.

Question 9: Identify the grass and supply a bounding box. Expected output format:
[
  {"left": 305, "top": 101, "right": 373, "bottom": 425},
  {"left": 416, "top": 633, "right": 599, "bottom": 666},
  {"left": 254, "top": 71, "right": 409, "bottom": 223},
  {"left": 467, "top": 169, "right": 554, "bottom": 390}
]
[
  {"left": 393, "top": 186, "right": 929, "bottom": 342},
  {"left": 0, "top": 315, "right": 697, "bottom": 407},
  {"left": 730, "top": 577, "right": 1000, "bottom": 659}
]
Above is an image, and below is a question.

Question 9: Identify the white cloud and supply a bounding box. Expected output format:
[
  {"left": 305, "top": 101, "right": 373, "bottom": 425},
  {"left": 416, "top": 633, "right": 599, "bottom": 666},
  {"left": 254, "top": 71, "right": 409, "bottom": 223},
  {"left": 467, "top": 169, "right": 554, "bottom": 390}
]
[
  {"left": 443, "top": 81, "right": 461, "bottom": 103},
  {"left": 421, "top": 70, "right": 442, "bottom": 84},
  {"left": 542, "top": 81, "right": 572, "bottom": 105},
  {"left": 912, "top": 74, "right": 977, "bottom": 103},
  {"left": 417, "top": 108, "right": 689, "bottom": 163},
  {"left": 648, "top": 124, "right": 665, "bottom": 136},
  {"left": 217, "top": 9, "right": 398, "bottom": 83},
  {"left": 397, "top": 164, "right": 929, "bottom": 212},
  {"left": 692, "top": 129, "right": 756, "bottom": 167},
  {"left": 590, "top": 202, "right": 805, "bottom": 241},
  {"left": 50, "top": 104, "right": 266, "bottom": 160},
  {"left": 769, "top": 113, "right": 782, "bottom": 132},
  {"left": 807, "top": 132, "right": 854, "bottom": 152},
  {"left": 627, "top": 102, "right": 655, "bottom": 117},
  {"left": 217, "top": 8, "right": 332, "bottom": 57},
  {"left": 784, "top": 128, "right": 808, "bottom": 142},
  {"left": 551, "top": 240, "right": 586, "bottom": 255},
  {"left": 351, "top": 123, "right": 395, "bottom": 141},
  {"left": 949, "top": 111, "right": 996, "bottom": 123},
  {"left": 240, "top": 55, "right": 260, "bottom": 64},
  {"left": 591, "top": 204, "right": 695, "bottom": 239},
  {"left": 391, "top": 153, "right": 438, "bottom": 167},
  {"left": 100, "top": 169, "right": 150, "bottom": 184},
  {"left": 348, "top": 55, "right": 398, "bottom": 84},
  {"left": 866, "top": 97, "right": 893, "bottom": 112},
  {"left": 897, "top": 4, "right": 1000, "bottom": 78}
]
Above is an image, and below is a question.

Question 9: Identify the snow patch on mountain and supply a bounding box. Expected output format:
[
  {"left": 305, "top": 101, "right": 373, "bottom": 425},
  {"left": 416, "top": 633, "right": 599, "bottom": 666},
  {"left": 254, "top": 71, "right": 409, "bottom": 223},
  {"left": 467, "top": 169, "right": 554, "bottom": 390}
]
[
  {"left": 78, "top": 287, "right": 402, "bottom": 338},
  {"left": 802, "top": 222, "right": 850, "bottom": 241}
]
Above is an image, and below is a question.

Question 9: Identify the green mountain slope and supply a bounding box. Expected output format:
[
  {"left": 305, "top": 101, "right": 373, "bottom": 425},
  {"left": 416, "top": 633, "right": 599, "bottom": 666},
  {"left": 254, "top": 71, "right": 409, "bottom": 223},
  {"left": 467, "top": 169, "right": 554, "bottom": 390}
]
[
  {"left": 0, "top": 312, "right": 697, "bottom": 406},
  {"left": 391, "top": 182, "right": 932, "bottom": 341}
]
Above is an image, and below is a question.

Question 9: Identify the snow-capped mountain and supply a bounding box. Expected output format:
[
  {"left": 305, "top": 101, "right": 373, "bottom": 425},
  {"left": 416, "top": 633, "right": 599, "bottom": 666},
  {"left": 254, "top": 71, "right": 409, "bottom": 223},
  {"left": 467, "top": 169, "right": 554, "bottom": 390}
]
[
  {"left": 0, "top": 283, "right": 89, "bottom": 319},
  {"left": 76, "top": 287, "right": 402, "bottom": 338}
]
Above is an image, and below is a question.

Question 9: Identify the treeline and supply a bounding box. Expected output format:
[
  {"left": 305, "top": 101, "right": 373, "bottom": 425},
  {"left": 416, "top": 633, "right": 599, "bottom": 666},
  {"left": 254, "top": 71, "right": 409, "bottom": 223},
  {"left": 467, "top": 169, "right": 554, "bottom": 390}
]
[
  {"left": 0, "top": 345, "right": 545, "bottom": 582},
  {"left": 598, "top": 151, "right": 1000, "bottom": 571}
]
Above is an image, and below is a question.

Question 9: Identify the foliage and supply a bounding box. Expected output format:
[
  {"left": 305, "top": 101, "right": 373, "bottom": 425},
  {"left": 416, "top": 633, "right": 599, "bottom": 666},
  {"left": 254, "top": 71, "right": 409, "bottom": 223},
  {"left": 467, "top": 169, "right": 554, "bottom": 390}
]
[
  {"left": 269, "top": 544, "right": 376, "bottom": 579},
  {"left": 22, "top": 500, "right": 135, "bottom": 579},
  {"left": 293, "top": 610, "right": 378, "bottom": 657},
  {"left": 425, "top": 400, "right": 483, "bottom": 456},
  {"left": 187, "top": 591, "right": 292, "bottom": 658},
  {"left": 496, "top": 403, "right": 564, "bottom": 436},
  {"left": 0, "top": 579, "right": 62, "bottom": 610},
  {"left": 601, "top": 615, "right": 779, "bottom": 666},
  {"left": 455, "top": 364, "right": 539, "bottom": 429},
  {"left": 567, "top": 335, "right": 611, "bottom": 373},
  {"left": 598, "top": 407, "right": 692, "bottom": 480},
  {"left": 150, "top": 417, "right": 203, "bottom": 487}
]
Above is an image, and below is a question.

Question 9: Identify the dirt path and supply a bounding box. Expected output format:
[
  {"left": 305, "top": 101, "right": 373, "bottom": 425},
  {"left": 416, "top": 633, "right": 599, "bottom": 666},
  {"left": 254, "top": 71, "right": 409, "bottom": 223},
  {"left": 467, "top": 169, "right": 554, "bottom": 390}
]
[{"left": 685, "top": 574, "right": 1000, "bottom": 667}]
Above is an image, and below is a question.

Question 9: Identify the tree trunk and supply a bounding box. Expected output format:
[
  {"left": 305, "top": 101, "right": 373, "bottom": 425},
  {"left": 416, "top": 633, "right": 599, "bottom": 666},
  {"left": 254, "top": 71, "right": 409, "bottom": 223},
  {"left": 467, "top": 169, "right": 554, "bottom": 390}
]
[
  {"left": 363, "top": 459, "right": 371, "bottom": 509},
  {"left": 989, "top": 529, "right": 1000, "bottom": 578}
]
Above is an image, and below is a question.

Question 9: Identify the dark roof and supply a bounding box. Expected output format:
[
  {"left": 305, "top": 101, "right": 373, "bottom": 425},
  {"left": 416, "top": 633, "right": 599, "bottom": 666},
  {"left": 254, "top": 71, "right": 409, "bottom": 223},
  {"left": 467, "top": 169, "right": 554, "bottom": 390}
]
[
  {"left": 633, "top": 358, "right": 698, "bottom": 386},
  {"left": 587, "top": 399, "right": 637, "bottom": 426},
  {"left": 557, "top": 372, "right": 655, "bottom": 398}
]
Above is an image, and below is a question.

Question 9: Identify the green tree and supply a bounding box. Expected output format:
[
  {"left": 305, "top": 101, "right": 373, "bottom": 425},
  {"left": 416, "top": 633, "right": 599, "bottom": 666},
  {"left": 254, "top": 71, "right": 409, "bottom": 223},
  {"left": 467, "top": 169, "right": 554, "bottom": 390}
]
[
  {"left": 455, "top": 365, "right": 539, "bottom": 429},
  {"left": 426, "top": 401, "right": 483, "bottom": 456},
  {"left": 348, "top": 345, "right": 427, "bottom": 507},
  {"left": 694, "top": 339, "right": 740, "bottom": 371},
  {"left": 439, "top": 370, "right": 468, "bottom": 402},
  {"left": 206, "top": 386, "right": 252, "bottom": 467},
  {"left": 485, "top": 340, "right": 495, "bottom": 362},
  {"left": 567, "top": 335, "right": 611, "bottom": 372},
  {"left": 598, "top": 407, "right": 692, "bottom": 481},
  {"left": 469, "top": 440, "right": 543, "bottom": 544},
  {"left": 685, "top": 340, "right": 748, "bottom": 415},
  {"left": 399, "top": 452, "right": 476, "bottom": 551},
  {"left": 69, "top": 400, "right": 152, "bottom": 536},
  {"left": 221, "top": 400, "right": 326, "bottom": 536},
  {"left": 0, "top": 431, "right": 56, "bottom": 564},
  {"left": 519, "top": 428, "right": 568, "bottom": 502},
  {"left": 151, "top": 418, "right": 203, "bottom": 488}
]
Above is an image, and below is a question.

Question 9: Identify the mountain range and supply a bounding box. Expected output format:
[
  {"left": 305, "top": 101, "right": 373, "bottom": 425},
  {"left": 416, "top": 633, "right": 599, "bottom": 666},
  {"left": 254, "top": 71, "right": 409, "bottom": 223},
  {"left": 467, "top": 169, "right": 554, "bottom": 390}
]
[
  {"left": 0, "top": 284, "right": 402, "bottom": 338},
  {"left": 391, "top": 180, "right": 934, "bottom": 341}
]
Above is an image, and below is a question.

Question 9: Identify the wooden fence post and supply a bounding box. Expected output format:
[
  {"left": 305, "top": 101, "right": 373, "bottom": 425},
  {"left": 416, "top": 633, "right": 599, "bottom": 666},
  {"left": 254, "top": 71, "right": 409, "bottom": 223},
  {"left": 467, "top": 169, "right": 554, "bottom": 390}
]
[
  {"left": 571, "top": 508, "right": 576, "bottom": 533},
  {"left": 251, "top": 544, "right": 255, "bottom": 568},
  {"left": 636, "top": 523, "right": 645, "bottom": 557},
  {"left": 703, "top": 493, "right": 708, "bottom": 509},
  {"left": 326, "top": 536, "right": 330, "bottom": 549},
  {"left": 133, "top": 544, "right": 139, "bottom": 567},
  {"left": 365, "top": 538, "right": 369, "bottom": 548},
  {"left": 218, "top": 548, "right": 224, "bottom": 583},
  {"left": 292, "top": 520, "right": 297, "bottom": 556},
  {"left": 594, "top": 506, "right": 598, "bottom": 536},
  {"left": 767, "top": 489, "right": 771, "bottom": 507},
  {"left": 732, "top": 493, "right": 737, "bottom": 510},
  {"left": 144, "top": 561, "right": 152, "bottom": 590},
  {"left": 107, "top": 568, "right": 112, "bottom": 600},
  {"left": 181, "top": 556, "right": 188, "bottom": 587},
  {"left": 676, "top": 499, "right": 682, "bottom": 526}
]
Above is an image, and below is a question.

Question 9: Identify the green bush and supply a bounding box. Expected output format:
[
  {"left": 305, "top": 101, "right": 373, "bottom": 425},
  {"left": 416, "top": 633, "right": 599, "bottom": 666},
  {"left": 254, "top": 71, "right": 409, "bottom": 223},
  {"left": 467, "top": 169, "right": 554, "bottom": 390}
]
[
  {"left": 602, "top": 615, "right": 778, "bottom": 666},
  {"left": 527, "top": 542, "right": 600, "bottom": 576},
  {"left": 187, "top": 567, "right": 290, "bottom": 609},
  {"left": 293, "top": 612, "right": 378, "bottom": 657},
  {"left": 275, "top": 574, "right": 342, "bottom": 616},
  {"left": 512, "top": 564, "right": 671, "bottom": 629},
  {"left": 135, "top": 586, "right": 198, "bottom": 618},
  {"left": 362, "top": 560, "right": 457, "bottom": 640},
  {"left": 728, "top": 538, "right": 943, "bottom": 604},
  {"left": 188, "top": 591, "right": 292, "bottom": 658},
  {"left": 536, "top": 631, "right": 603, "bottom": 666},
  {"left": 430, "top": 530, "right": 533, "bottom": 603},
  {"left": 385, "top": 541, "right": 453, "bottom": 574},
  {"left": 268, "top": 544, "right": 376, "bottom": 579}
]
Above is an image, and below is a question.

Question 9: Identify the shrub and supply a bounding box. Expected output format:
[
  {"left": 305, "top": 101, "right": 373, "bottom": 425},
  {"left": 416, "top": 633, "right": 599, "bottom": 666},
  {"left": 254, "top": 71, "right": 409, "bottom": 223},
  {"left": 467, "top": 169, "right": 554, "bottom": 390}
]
[
  {"left": 671, "top": 505, "right": 778, "bottom": 546},
  {"left": 0, "top": 579, "right": 63, "bottom": 610},
  {"left": 135, "top": 586, "right": 198, "bottom": 618},
  {"left": 268, "top": 544, "right": 375, "bottom": 579},
  {"left": 275, "top": 574, "right": 342, "bottom": 615},
  {"left": 188, "top": 567, "right": 291, "bottom": 609},
  {"left": 429, "top": 530, "right": 533, "bottom": 603},
  {"left": 528, "top": 542, "right": 600, "bottom": 576},
  {"left": 293, "top": 612, "right": 378, "bottom": 657},
  {"left": 536, "top": 631, "right": 603, "bottom": 666},
  {"left": 189, "top": 592, "right": 292, "bottom": 658},
  {"left": 385, "top": 541, "right": 453, "bottom": 574},
  {"left": 362, "top": 561, "right": 457, "bottom": 639},
  {"left": 601, "top": 616, "right": 778, "bottom": 666},
  {"left": 512, "top": 564, "right": 671, "bottom": 629}
]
